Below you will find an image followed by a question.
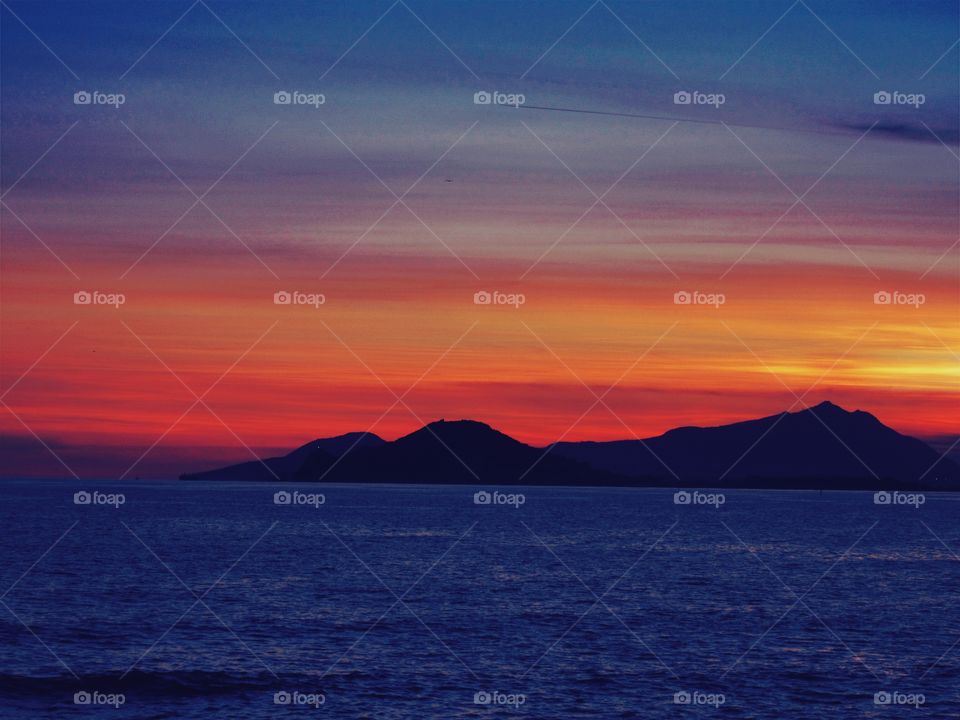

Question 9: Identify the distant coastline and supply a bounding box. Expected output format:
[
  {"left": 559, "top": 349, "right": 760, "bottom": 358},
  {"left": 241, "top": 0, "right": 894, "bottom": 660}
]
[{"left": 181, "top": 402, "right": 959, "bottom": 491}]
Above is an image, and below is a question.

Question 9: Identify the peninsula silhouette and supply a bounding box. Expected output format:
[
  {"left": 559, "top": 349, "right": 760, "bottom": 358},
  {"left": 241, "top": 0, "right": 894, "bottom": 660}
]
[{"left": 180, "top": 402, "right": 959, "bottom": 490}]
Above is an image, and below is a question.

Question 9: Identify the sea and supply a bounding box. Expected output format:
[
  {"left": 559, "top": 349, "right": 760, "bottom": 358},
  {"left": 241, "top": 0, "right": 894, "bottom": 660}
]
[{"left": 0, "top": 480, "right": 957, "bottom": 718}]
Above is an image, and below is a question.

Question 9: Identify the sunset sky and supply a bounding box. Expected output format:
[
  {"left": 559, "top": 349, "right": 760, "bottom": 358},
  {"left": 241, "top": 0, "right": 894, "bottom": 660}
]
[{"left": 1, "top": 0, "right": 957, "bottom": 478}]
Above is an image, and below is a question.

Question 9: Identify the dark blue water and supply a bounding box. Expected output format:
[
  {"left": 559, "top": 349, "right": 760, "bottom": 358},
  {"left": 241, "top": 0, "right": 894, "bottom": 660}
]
[{"left": 0, "top": 481, "right": 957, "bottom": 718}]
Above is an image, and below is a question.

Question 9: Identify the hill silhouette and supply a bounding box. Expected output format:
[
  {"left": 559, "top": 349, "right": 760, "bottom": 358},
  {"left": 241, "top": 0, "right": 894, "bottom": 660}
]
[
  {"left": 553, "top": 401, "right": 957, "bottom": 489},
  {"left": 181, "top": 432, "right": 385, "bottom": 482},
  {"left": 180, "top": 402, "right": 959, "bottom": 490}
]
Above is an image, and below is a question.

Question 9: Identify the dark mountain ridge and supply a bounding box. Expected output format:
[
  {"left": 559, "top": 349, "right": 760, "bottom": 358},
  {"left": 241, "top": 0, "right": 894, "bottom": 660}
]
[
  {"left": 180, "top": 402, "right": 959, "bottom": 490},
  {"left": 181, "top": 432, "right": 385, "bottom": 483}
]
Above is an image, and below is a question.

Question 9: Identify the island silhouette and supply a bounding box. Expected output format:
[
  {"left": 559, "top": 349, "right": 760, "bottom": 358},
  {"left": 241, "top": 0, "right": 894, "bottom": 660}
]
[{"left": 180, "top": 402, "right": 959, "bottom": 490}]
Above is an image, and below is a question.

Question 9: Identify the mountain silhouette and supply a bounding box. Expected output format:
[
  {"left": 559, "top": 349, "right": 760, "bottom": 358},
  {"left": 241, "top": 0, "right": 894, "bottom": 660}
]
[
  {"left": 553, "top": 401, "right": 957, "bottom": 489},
  {"left": 295, "top": 420, "right": 612, "bottom": 485},
  {"left": 180, "top": 402, "right": 959, "bottom": 489},
  {"left": 181, "top": 432, "right": 385, "bottom": 482}
]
